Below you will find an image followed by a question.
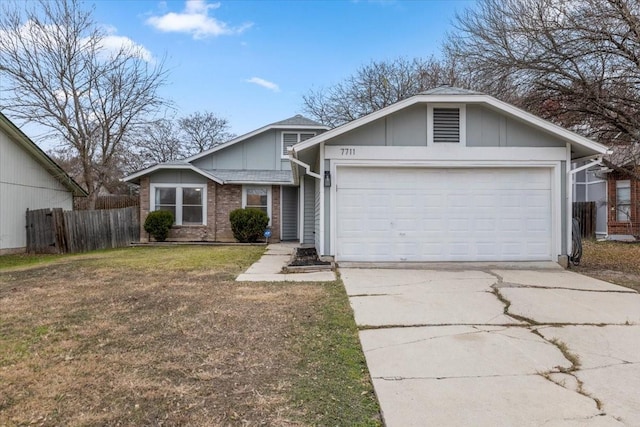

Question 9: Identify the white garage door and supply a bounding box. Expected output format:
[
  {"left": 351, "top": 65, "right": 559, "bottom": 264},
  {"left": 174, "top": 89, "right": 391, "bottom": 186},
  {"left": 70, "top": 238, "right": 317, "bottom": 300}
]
[{"left": 336, "top": 167, "right": 553, "bottom": 262}]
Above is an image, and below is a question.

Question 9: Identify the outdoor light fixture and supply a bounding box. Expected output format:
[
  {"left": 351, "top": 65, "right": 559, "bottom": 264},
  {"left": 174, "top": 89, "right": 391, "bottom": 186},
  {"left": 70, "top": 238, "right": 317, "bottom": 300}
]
[{"left": 324, "top": 171, "right": 331, "bottom": 187}]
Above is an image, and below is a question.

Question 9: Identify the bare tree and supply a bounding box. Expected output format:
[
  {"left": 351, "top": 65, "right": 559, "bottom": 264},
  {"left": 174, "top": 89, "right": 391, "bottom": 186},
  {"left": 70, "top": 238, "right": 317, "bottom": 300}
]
[
  {"left": 131, "top": 118, "right": 184, "bottom": 167},
  {"left": 0, "top": 0, "right": 168, "bottom": 207},
  {"left": 446, "top": 0, "right": 640, "bottom": 163},
  {"left": 178, "top": 111, "right": 235, "bottom": 157},
  {"left": 48, "top": 146, "right": 132, "bottom": 195},
  {"left": 303, "top": 57, "right": 465, "bottom": 127}
]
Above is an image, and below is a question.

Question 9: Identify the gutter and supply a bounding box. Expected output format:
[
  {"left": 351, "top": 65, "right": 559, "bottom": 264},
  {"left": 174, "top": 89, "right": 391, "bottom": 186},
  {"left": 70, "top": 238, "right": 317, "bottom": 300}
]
[
  {"left": 288, "top": 148, "right": 321, "bottom": 182},
  {"left": 569, "top": 155, "right": 604, "bottom": 176}
]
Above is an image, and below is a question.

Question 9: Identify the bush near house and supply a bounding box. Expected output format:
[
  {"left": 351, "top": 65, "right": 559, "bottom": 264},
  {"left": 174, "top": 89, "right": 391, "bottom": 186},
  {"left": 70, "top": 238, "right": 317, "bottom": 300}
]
[
  {"left": 143, "top": 210, "right": 174, "bottom": 241},
  {"left": 229, "top": 208, "right": 269, "bottom": 243}
]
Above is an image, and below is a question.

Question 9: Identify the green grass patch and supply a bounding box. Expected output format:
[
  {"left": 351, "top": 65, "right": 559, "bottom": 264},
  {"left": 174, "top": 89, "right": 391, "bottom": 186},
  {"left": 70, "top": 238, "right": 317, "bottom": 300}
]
[
  {"left": 0, "top": 253, "right": 69, "bottom": 270},
  {"left": 0, "top": 246, "right": 265, "bottom": 273},
  {"left": 291, "top": 280, "right": 381, "bottom": 426},
  {"left": 82, "top": 245, "right": 265, "bottom": 272},
  {"left": 0, "top": 324, "right": 50, "bottom": 367}
]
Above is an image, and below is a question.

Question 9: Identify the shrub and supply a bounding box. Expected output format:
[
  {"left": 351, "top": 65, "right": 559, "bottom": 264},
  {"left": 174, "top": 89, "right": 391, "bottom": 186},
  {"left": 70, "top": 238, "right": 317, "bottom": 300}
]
[
  {"left": 144, "top": 210, "right": 174, "bottom": 242},
  {"left": 229, "top": 208, "right": 269, "bottom": 243}
]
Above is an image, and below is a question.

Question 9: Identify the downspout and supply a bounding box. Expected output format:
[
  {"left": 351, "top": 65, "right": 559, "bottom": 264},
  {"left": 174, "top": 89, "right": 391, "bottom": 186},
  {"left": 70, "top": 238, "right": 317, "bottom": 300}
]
[{"left": 289, "top": 151, "right": 322, "bottom": 180}]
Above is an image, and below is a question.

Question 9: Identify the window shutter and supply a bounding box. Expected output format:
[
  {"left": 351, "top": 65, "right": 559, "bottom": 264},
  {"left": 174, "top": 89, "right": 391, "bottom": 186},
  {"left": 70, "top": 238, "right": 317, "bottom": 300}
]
[
  {"left": 433, "top": 108, "right": 460, "bottom": 143},
  {"left": 282, "top": 133, "right": 298, "bottom": 156},
  {"left": 300, "top": 133, "right": 315, "bottom": 142}
]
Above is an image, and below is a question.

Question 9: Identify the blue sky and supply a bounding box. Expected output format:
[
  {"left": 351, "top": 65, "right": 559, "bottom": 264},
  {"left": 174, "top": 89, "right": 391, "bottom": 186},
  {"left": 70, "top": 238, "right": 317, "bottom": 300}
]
[
  {"left": 99, "top": 0, "right": 475, "bottom": 134},
  {"left": 15, "top": 0, "right": 476, "bottom": 145}
]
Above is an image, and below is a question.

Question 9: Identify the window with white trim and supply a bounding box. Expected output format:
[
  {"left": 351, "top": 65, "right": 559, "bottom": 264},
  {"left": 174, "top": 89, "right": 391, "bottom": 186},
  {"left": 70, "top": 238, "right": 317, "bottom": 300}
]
[
  {"left": 243, "top": 185, "right": 272, "bottom": 223},
  {"left": 616, "top": 180, "right": 631, "bottom": 222},
  {"left": 428, "top": 104, "right": 466, "bottom": 145},
  {"left": 151, "top": 184, "right": 206, "bottom": 225},
  {"left": 281, "top": 132, "right": 316, "bottom": 158}
]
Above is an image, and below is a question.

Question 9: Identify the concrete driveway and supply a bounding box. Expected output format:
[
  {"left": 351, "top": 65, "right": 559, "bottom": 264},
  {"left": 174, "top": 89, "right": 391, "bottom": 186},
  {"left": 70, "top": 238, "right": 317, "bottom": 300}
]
[{"left": 341, "top": 265, "right": 640, "bottom": 426}]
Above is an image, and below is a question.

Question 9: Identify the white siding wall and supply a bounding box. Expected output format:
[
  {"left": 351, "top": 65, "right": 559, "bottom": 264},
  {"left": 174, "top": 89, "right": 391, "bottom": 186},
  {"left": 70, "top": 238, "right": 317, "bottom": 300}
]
[{"left": 0, "top": 131, "right": 73, "bottom": 251}]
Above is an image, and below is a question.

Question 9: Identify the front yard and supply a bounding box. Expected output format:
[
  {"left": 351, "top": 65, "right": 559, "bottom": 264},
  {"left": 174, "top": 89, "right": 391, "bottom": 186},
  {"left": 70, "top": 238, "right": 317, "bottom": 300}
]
[
  {"left": 573, "top": 240, "right": 640, "bottom": 292},
  {"left": 0, "top": 246, "right": 380, "bottom": 426}
]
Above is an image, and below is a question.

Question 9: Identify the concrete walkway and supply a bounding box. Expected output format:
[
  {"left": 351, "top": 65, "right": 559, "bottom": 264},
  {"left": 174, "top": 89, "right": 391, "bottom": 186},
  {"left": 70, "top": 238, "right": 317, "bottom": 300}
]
[
  {"left": 236, "top": 243, "right": 335, "bottom": 282},
  {"left": 342, "top": 266, "right": 640, "bottom": 426}
]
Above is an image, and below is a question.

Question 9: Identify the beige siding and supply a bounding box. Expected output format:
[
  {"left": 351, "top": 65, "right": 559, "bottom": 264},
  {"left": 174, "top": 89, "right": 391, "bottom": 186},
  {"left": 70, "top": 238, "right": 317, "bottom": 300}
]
[{"left": 0, "top": 130, "right": 73, "bottom": 251}]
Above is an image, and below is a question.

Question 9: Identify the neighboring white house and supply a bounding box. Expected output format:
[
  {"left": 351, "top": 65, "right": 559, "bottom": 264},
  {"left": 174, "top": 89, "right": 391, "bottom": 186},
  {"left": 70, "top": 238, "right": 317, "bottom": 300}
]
[{"left": 0, "top": 112, "right": 86, "bottom": 254}]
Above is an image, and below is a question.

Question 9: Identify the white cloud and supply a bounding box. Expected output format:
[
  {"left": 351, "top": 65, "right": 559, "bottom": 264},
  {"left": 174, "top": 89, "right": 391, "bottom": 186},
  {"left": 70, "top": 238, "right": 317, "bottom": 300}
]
[
  {"left": 246, "top": 77, "right": 280, "bottom": 92},
  {"left": 100, "top": 31, "right": 153, "bottom": 62},
  {"left": 0, "top": 21, "right": 154, "bottom": 63},
  {"left": 146, "top": 0, "right": 252, "bottom": 39}
]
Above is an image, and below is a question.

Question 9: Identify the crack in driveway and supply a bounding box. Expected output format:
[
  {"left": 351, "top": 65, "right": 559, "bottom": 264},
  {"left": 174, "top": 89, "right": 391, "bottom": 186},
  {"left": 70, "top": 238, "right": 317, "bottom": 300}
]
[
  {"left": 345, "top": 267, "right": 639, "bottom": 425},
  {"left": 485, "top": 270, "right": 609, "bottom": 414}
]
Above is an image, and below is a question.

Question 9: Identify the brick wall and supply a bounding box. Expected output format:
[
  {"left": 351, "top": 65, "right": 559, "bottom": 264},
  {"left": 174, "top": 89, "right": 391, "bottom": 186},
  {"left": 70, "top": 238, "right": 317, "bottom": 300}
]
[
  {"left": 270, "top": 185, "right": 281, "bottom": 241},
  {"left": 138, "top": 179, "right": 284, "bottom": 242},
  {"left": 607, "top": 172, "right": 640, "bottom": 236},
  {"left": 215, "top": 184, "right": 242, "bottom": 242}
]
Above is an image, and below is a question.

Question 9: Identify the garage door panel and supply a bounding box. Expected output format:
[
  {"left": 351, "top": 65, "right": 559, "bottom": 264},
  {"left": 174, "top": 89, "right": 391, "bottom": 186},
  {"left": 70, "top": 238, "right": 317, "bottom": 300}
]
[{"left": 336, "top": 167, "right": 553, "bottom": 262}]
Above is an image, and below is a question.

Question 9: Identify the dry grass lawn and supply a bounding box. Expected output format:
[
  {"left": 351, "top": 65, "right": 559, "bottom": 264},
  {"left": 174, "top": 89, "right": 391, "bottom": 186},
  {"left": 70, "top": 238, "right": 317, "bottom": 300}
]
[
  {"left": 573, "top": 240, "right": 640, "bottom": 292},
  {"left": 0, "top": 246, "right": 379, "bottom": 426}
]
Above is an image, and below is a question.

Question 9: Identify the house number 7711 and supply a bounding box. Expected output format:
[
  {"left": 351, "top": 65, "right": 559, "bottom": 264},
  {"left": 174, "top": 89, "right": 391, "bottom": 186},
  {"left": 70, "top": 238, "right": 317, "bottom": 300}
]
[{"left": 340, "top": 148, "right": 356, "bottom": 156}]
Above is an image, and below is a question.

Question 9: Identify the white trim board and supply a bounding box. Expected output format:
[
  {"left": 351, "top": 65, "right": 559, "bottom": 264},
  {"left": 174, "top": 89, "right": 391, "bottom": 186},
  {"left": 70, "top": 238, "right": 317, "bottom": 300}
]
[{"left": 324, "top": 146, "right": 568, "bottom": 162}]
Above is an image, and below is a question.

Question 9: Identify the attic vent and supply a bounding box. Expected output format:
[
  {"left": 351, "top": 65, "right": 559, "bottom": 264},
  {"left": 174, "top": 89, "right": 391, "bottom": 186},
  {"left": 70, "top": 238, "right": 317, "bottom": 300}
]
[
  {"left": 433, "top": 108, "right": 460, "bottom": 143},
  {"left": 282, "top": 132, "right": 316, "bottom": 157},
  {"left": 282, "top": 133, "right": 298, "bottom": 156}
]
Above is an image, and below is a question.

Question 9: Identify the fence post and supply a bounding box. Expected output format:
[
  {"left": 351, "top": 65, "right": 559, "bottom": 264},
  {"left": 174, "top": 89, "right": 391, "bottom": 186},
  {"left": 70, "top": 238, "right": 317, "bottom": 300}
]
[{"left": 51, "top": 208, "right": 67, "bottom": 253}]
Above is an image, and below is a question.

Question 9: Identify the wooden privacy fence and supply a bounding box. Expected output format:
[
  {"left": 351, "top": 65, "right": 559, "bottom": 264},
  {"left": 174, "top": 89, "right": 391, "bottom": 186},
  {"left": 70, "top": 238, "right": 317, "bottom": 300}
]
[
  {"left": 26, "top": 207, "right": 139, "bottom": 254},
  {"left": 573, "top": 201, "right": 596, "bottom": 239},
  {"left": 74, "top": 194, "right": 139, "bottom": 210}
]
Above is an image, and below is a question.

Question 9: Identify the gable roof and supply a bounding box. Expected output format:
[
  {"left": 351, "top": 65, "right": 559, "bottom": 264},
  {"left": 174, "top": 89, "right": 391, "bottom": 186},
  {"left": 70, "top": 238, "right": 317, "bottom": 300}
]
[
  {"left": 291, "top": 88, "right": 608, "bottom": 159},
  {"left": 0, "top": 112, "right": 87, "bottom": 197},
  {"left": 420, "top": 86, "right": 483, "bottom": 96},
  {"left": 270, "top": 114, "right": 325, "bottom": 127},
  {"left": 183, "top": 114, "right": 330, "bottom": 163}
]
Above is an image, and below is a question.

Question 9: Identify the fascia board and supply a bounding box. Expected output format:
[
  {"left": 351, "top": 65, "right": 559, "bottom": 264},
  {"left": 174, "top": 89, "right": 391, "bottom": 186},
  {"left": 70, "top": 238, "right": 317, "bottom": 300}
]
[{"left": 122, "top": 164, "right": 224, "bottom": 185}]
